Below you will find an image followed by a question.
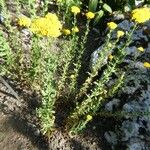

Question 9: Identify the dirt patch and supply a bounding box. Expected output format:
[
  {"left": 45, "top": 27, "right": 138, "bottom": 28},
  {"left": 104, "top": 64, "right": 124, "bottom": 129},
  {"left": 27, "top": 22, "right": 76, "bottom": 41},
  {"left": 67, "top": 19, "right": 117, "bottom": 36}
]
[
  {"left": 0, "top": 113, "right": 38, "bottom": 150},
  {"left": 0, "top": 79, "right": 49, "bottom": 150},
  {"left": 0, "top": 77, "right": 113, "bottom": 150}
]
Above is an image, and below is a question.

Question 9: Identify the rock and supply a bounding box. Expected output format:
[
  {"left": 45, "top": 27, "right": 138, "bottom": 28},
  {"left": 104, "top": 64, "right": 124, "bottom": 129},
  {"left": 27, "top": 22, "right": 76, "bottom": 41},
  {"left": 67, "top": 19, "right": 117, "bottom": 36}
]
[
  {"left": 90, "top": 44, "right": 113, "bottom": 70},
  {"left": 135, "top": 0, "right": 144, "bottom": 6},
  {"left": 105, "top": 98, "right": 120, "bottom": 112},
  {"left": 104, "top": 131, "right": 118, "bottom": 145},
  {"left": 34, "top": 129, "right": 41, "bottom": 136},
  {"left": 125, "top": 46, "right": 138, "bottom": 56},
  {"left": 117, "top": 20, "right": 134, "bottom": 32},
  {"left": 0, "top": 14, "right": 4, "bottom": 23},
  {"left": 127, "top": 140, "right": 146, "bottom": 150},
  {"left": 121, "top": 121, "right": 140, "bottom": 141},
  {"left": 90, "top": 15, "right": 150, "bottom": 150}
]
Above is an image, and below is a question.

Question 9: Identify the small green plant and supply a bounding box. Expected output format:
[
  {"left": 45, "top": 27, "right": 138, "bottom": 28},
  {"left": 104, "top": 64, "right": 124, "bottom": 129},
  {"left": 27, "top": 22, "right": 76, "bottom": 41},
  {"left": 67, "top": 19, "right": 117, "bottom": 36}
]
[
  {"left": 66, "top": 24, "right": 137, "bottom": 134},
  {"left": 0, "top": 31, "right": 14, "bottom": 75},
  {"left": 88, "top": 0, "right": 113, "bottom": 25},
  {"left": 37, "top": 39, "right": 59, "bottom": 134}
]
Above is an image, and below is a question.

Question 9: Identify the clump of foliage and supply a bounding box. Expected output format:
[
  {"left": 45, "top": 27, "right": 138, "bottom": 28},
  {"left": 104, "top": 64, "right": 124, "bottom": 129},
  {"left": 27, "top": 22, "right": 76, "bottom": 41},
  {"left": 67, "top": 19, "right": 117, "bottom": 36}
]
[{"left": 0, "top": 0, "right": 150, "bottom": 136}]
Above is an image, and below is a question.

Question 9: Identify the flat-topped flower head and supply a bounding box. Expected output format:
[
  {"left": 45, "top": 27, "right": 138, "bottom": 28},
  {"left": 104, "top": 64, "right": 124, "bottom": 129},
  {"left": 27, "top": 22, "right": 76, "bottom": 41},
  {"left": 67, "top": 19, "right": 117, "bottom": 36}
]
[
  {"left": 108, "top": 54, "right": 113, "bottom": 61},
  {"left": 137, "top": 47, "right": 144, "bottom": 52},
  {"left": 143, "top": 62, "right": 150, "bottom": 68},
  {"left": 72, "top": 26, "right": 79, "bottom": 33},
  {"left": 70, "top": 74, "right": 75, "bottom": 79},
  {"left": 45, "top": 13, "right": 59, "bottom": 21},
  {"left": 62, "top": 29, "right": 71, "bottom": 35},
  {"left": 132, "top": 7, "right": 150, "bottom": 23},
  {"left": 18, "top": 16, "right": 31, "bottom": 27},
  {"left": 86, "top": 115, "right": 92, "bottom": 121},
  {"left": 71, "top": 6, "right": 80, "bottom": 15},
  {"left": 86, "top": 12, "right": 95, "bottom": 19},
  {"left": 107, "top": 22, "right": 117, "bottom": 30},
  {"left": 30, "top": 13, "right": 62, "bottom": 37},
  {"left": 108, "top": 43, "right": 112, "bottom": 48},
  {"left": 117, "top": 30, "right": 125, "bottom": 38}
]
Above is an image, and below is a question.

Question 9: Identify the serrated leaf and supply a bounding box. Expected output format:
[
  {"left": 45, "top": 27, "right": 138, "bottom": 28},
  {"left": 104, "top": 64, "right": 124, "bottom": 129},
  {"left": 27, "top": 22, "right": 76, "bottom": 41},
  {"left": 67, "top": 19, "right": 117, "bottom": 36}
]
[
  {"left": 103, "top": 3, "right": 112, "bottom": 13},
  {"left": 93, "top": 10, "right": 104, "bottom": 25},
  {"left": 89, "top": 0, "right": 98, "bottom": 12}
]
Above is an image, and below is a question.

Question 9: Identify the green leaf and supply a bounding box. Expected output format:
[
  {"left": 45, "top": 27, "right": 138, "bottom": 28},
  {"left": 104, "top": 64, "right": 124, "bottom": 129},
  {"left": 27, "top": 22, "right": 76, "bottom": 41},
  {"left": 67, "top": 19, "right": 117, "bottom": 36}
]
[
  {"left": 103, "top": 3, "right": 112, "bottom": 13},
  {"left": 89, "top": 0, "right": 98, "bottom": 12},
  {"left": 124, "top": 4, "right": 131, "bottom": 12},
  {"left": 93, "top": 10, "right": 104, "bottom": 25}
]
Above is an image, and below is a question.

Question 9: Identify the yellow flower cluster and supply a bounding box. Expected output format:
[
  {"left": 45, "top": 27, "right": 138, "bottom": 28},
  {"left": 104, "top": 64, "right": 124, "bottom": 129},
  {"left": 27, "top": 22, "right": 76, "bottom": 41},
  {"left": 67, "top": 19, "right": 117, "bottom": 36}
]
[
  {"left": 86, "top": 12, "right": 95, "bottom": 19},
  {"left": 18, "top": 13, "right": 62, "bottom": 37},
  {"left": 86, "top": 115, "right": 92, "bottom": 121},
  {"left": 132, "top": 7, "right": 150, "bottom": 23},
  {"left": 30, "top": 13, "right": 62, "bottom": 37},
  {"left": 71, "top": 6, "right": 80, "bottom": 14},
  {"left": 72, "top": 26, "right": 79, "bottom": 33},
  {"left": 107, "top": 22, "right": 117, "bottom": 30},
  {"left": 117, "top": 30, "right": 125, "bottom": 38},
  {"left": 108, "top": 54, "right": 113, "bottom": 60},
  {"left": 62, "top": 29, "right": 71, "bottom": 35},
  {"left": 18, "top": 16, "right": 31, "bottom": 27},
  {"left": 143, "top": 62, "right": 150, "bottom": 68},
  {"left": 137, "top": 47, "right": 144, "bottom": 52},
  {"left": 62, "top": 26, "right": 79, "bottom": 36}
]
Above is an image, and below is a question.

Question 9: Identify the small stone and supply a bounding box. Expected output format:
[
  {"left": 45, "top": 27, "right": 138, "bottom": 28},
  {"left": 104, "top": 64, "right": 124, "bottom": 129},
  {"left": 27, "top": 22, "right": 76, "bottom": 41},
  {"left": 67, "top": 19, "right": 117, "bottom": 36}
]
[
  {"left": 104, "top": 131, "right": 118, "bottom": 145},
  {"left": 105, "top": 99, "right": 120, "bottom": 112},
  {"left": 34, "top": 129, "right": 40, "bottom": 136}
]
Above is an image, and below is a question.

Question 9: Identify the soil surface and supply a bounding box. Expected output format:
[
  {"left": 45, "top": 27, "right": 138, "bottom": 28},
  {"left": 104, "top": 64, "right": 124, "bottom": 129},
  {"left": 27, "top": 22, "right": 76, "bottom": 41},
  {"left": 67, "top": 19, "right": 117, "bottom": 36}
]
[{"left": 0, "top": 77, "right": 114, "bottom": 150}]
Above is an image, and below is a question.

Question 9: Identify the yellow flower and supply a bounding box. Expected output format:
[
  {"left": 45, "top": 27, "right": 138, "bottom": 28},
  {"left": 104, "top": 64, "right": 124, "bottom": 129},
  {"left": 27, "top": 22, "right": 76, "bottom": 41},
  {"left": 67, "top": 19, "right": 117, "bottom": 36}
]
[
  {"left": 117, "top": 30, "right": 125, "bottom": 38},
  {"left": 70, "top": 74, "right": 75, "bottom": 79},
  {"left": 108, "top": 43, "right": 112, "bottom": 47},
  {"left": 18, "top": 16, "right": 31, "bottom": 27},
  {"left": 143, "top": 62, "right": 150, "bottom": 68},
  {"left": 30, "top": 13, "right": 62, "bottom": 37},
  {"left": 132, "top": 7, "right": 150, "bottom": 23},
  {"left": 108, "top": 54, "right": 113, "bottom": 60},
  {"left": 107, "top": 22, "right": 117, "bottom": 30},
  {"left": 86, "top": 115, "right": 92, "bottom": 121},
  {"left": 86, "top": 12, "right": 95, "bottom": 19},
  {"left": 45, "top": 13, "right": 59, "bottom": 21},
  {"left": 137, "top": 47, "right": 144, "bottom": 52},
  {"left": 72, "top": 26, "right": 79, "bottom": 33},
  {"left": 62, "top": 29, "right": 71, "bottom": 35},
  {"left": 71, "top": 6, "right": 80, "bottom": 14}
]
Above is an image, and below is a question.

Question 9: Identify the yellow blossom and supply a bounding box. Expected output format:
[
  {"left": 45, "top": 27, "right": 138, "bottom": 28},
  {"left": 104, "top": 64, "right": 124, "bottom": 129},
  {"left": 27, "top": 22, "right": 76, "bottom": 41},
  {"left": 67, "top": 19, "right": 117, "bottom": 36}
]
[
  {"left": 70, "top": 74, "right": 75, "bottom": 79},
  {"left": 18, "top": 16, "right": 31, "bottom": 27},
  {"left": 72, "top": 26, "right": 79, "bottom": 33},
  {"left": 107, "top": 22, "right": 117, "bottom": 30},
  {"left": 86, "top": 115, "right": 92, "bottom": 121},
  {"left": 71, "top": 6, "right": 80, "bottom": 14},
  {"left": 62, "top": 29, "right": 71, "bottom": 35},
  {"left": 143, "top": 62, "right": 150, "bottom": 68},
  {"left": 108, "top": 43, "right": 112, "bottom": 47},
  {"left": 30, "top": 13, "right": 62, "bottom": 37},
  {"left": 45, "top": 13, "right": 59, "bottom": 21},
  {"left": 132, "top": 7, "right": 150, "bottom": 23},
  {"left": 117, "top": 30, "right": 125, "bottom": 38},
  {"left": 137, "top": 47, "right": 144, "bottom": 52},
  {"left": 108, "top": 54, "right": 113, "bottom": 60},
  {"left": 86, "top": 12, "right": 95, "bottom": 19}
]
